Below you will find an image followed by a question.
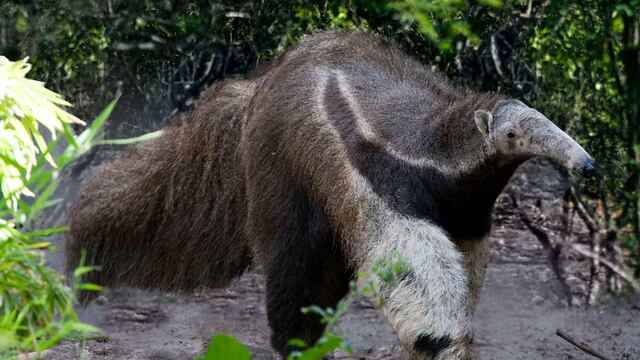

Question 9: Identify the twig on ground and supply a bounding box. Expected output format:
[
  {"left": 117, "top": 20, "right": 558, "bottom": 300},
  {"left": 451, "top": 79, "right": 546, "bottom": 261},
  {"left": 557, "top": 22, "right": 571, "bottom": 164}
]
[
  {"left": 571, "top": 245, "right": 640, "bottom": 293},
  {"left": 556, "top": 329, "right": 611, "bottom": 360}
]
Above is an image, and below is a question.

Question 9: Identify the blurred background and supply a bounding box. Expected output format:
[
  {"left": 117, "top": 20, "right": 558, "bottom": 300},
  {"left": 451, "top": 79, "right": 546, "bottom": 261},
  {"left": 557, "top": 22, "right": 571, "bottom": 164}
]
[{"left": 0, "top": 1, "right": 638, "bottom": 359}]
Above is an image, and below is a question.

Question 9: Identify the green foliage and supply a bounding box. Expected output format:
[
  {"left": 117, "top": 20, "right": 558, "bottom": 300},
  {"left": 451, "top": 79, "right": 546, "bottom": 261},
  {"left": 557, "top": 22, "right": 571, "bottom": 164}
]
[
  {"left": 0, "top": 56, "right": 82, "bottom": 215},
  {"left": 196, "top": 334, "right": 251, "bottom": 360},
  {"left": 524, "top": 0, "right": 640, "bottom": 277},
  {"left": 0, "top": 57, "right": 110, "bottom": 357},
  {"left": 389, "top": 0, "right": 502, "bottom": 50}
]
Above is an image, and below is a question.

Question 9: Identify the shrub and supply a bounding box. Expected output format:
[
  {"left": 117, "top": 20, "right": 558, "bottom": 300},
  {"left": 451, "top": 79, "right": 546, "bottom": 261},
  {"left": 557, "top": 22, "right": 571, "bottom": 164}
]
[{"left": 0, "top": 56, "right": 111, "bottom": 357}]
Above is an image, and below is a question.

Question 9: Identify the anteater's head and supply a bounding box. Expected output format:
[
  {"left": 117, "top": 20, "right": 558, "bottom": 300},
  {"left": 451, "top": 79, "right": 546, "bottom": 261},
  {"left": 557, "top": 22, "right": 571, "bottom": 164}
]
[{"left": 474, "top": 99, "right": 595, "bottom": 178}]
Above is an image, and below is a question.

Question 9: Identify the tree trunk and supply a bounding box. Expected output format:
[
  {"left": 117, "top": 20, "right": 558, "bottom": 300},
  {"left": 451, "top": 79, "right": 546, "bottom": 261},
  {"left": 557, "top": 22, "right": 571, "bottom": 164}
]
[{"left": 621, "top": 10, "right": 640, "bottom": 276}]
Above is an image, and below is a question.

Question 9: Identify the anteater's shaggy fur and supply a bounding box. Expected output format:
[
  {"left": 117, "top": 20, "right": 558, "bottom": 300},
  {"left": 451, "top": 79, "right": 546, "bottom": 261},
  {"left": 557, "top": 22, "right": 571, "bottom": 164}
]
[
  {"left": 66, "top": 30, "right": 591, "bottom": 360},
  {"left": 66, "top": 79, "right": 257, "bottom": 293}
]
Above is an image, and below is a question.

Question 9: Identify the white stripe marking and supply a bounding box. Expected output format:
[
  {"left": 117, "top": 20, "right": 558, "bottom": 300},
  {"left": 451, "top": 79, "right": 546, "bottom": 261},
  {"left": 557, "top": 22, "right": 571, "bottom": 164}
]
[{"left": 325, "top": 68, "right": 478, "bottom": 175}]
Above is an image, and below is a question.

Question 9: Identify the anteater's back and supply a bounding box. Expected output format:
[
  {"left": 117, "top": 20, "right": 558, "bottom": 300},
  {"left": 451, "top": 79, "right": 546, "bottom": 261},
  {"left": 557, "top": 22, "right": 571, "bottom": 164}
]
[{"left": 65, "top": 79, "right": 257, "bottom": 299}]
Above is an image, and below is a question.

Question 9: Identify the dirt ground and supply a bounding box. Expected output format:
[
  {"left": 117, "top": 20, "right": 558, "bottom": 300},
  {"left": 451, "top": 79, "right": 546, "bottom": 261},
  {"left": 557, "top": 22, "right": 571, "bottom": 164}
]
[{"left": 41, "top": 154, "right": 640, "bottom": 360}]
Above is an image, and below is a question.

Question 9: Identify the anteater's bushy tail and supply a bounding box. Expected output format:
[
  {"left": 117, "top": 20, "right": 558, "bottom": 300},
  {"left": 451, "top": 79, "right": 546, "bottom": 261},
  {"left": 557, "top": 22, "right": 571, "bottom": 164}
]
[{"left": 65, "top": 79, "right": 257, "bottom": 301}]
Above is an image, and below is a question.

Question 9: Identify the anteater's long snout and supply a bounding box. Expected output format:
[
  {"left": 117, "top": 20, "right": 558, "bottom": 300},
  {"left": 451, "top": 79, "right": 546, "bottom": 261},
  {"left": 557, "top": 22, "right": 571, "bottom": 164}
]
[
  {"left": 529, "top": 116, "right": 596, "bottom": 179},
  {"left": 558, "top": 130, "right": 596, "bottom": 179},
  {"left": 557, "top": 139, "right": 596, "bottom": 179}
]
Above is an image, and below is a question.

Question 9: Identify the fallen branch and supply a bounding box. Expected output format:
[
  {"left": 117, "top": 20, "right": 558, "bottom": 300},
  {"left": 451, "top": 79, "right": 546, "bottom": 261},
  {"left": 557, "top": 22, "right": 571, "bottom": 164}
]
[
  {"left": 572, "top": 245, "right": 640, "bottom": 293},
  {"left": 556, "top": 329, "right": 611, "bottom": 360}
]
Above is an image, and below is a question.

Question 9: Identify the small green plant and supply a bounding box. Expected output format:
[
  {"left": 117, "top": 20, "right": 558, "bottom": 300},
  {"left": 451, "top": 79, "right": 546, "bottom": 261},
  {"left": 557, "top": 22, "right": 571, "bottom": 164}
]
[
  {"left": 288, "top": 252, "right": 408, "bottom": 359},
  {"left": 199, "top": 252, "right": 409, "bottom": 360},
  {"left": 0, "top": 56, "right": 114, "bottom": 358},
  {"left": 196, "top": 334, "right": 251, "bottom": 360}
]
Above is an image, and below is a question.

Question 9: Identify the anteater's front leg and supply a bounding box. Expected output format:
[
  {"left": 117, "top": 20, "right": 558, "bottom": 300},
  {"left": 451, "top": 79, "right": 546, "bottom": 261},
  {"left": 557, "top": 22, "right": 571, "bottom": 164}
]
[
  {"left": 359, "top": 216, "right": 473, "bottom": 360},
  {"left": 459, "top": 238, "right": 490, "bottom": 315}
]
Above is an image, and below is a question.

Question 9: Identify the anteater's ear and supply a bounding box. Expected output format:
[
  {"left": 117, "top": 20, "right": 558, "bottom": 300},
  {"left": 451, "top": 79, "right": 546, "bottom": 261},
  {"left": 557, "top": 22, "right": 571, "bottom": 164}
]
[{"left": 474, "top": 110, "right": 493, "bottom": 137}]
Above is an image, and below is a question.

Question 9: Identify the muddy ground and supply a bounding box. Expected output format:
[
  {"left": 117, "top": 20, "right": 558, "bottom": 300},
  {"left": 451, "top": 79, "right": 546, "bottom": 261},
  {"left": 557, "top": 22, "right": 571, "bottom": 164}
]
[{"left": 42, "top": 153, "right": 640, "bottom": 360}]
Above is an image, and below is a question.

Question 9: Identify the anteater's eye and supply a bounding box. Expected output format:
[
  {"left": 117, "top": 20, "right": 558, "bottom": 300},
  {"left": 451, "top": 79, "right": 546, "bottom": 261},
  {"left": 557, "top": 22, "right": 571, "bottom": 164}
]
[{"left": 507, "top": 132, "right": 516, "bottom": 138}]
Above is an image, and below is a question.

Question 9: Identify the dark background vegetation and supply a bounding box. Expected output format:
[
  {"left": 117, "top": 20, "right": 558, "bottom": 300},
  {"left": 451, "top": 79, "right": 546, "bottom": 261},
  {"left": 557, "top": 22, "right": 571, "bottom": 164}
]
[{"left": 1, "top": 0, "right": 638, "bottom": 302}]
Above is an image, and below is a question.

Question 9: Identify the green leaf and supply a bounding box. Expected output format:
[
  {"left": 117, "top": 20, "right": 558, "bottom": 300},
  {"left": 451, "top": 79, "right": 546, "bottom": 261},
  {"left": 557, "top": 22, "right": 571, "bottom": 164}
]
[
  {"left": 77, "top": 283, "right": 103, "bottom": 292},
  {"left": 24, "top": 226, "right": 69, "bottom": 237},
  {"left": 70, "top": 322, "right": 100, "bottom": 334},
  {"left": 0, "top": 153, "right": 28, "bottom": 177},
  {"left": 293, "top": 335, "right": 346, "bottom": 360},
  {"left": 62, "top": 122, "right": 79, "bottom": 150},
  {"left": 74, "top": 92, "right": 120, "bottom": 150},
  {"left": 0, "top": 329, "right": 18, "bottom": 353},
  {"left": 197, "top": 334, "right": 251, "bottom": 360},
  {"left": 287, "top": 338, "right": 307, "bottom": 348},
  {"left": 301, "top": 305, "right": 326, "bottom": 317},
  {"left": 479, "top": 0, "right": 503, "bottom": 7},
  {"left": 24, "top": 241, "right": 51, "bottom": 249},
  {"left": 73, "top": 265, "right": 100, "bottom": 278},
  {"left": 94, "top": 129, "right": 164, "bottom": 146}
]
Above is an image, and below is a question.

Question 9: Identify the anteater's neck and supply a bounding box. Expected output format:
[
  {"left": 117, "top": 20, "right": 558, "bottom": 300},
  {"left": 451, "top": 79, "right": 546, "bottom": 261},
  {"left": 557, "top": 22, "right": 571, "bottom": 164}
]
[
  {"left": 420, "top": 94, "right": 522, "bottom": 240},
  {"left": 423, "top": 157, "right": 523, "bottom": 241},
  {"left": 344, "top": 89, "right": 522, "bottom": 240}
]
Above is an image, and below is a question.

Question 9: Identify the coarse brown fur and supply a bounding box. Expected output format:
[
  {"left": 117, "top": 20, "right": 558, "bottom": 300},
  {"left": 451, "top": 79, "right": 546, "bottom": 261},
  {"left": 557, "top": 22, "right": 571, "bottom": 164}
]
[
  {"left": 66, "top": 30, "right": 592, "bottom": 359},
  {"left": 66, "top": 79, "right": 257, "bottom": 297}
]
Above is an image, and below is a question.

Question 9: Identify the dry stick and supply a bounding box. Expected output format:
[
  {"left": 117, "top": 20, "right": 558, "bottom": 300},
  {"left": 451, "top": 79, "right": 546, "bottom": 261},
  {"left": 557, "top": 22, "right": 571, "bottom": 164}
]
[
  {"left": 572, "top": 245, "right": 640, "bottom": 293},
  {"left": 570, "top": 188, "right": 603, "bottom": 305},
  {"left": 556, "top": 329, "right": 611, "bottom": 360}
]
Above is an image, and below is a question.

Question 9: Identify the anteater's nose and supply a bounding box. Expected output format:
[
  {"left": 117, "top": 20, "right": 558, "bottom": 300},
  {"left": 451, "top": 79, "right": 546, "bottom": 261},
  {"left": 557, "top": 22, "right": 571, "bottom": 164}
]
[{"left": 579, "top": 158, "right": 596, "bottom": 179}]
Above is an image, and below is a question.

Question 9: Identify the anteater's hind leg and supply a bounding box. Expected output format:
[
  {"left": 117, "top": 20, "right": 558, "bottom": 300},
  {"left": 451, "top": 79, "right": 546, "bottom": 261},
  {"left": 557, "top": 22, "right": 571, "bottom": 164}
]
[{"left": 246, "top": 177, "right": 352, "bottom": 357}]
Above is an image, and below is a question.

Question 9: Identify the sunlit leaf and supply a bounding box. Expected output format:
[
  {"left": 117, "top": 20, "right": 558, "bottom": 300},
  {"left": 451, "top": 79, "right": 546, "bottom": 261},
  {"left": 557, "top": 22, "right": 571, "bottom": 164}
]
[{"left": 197, "top": 334, "right": 251, "bottom": 360}]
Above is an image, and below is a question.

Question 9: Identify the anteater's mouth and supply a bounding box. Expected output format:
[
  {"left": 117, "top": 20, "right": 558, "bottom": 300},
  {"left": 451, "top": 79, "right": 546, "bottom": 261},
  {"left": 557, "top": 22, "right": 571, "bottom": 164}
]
[{"left": 572, "top": 157, "right": 596, "bottom": 179}]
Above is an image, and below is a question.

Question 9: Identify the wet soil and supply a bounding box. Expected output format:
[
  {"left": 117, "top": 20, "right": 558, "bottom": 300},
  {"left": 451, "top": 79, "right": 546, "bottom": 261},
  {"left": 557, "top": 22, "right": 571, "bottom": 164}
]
[{"left": 41, "top": 157, "right": 640, "bottom": 360}]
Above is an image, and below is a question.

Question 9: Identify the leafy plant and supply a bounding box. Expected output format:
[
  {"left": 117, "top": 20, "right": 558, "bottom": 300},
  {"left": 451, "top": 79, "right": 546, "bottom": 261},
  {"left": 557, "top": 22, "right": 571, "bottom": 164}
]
[
  {"left": 0, "top": 56, "right": 82, "bottom": 216},
  {"left": 0, "top": 56, "right": 112, "bottom": 357}
]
